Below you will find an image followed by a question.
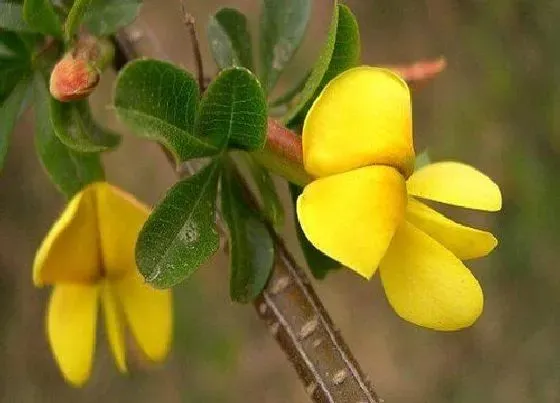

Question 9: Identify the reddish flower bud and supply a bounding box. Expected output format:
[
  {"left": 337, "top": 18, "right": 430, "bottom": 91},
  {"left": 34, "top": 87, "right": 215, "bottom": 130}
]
[{"left": 49, "top": 55, "right": 100, "bottom": 102}]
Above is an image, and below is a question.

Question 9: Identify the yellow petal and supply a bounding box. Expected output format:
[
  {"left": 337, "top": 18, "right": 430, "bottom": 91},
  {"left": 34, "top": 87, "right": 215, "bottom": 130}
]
[
  {"left": 115, "top": 270, "right": 172, "bottom": 362},
  {"left": 380, "top": 222, "right": 483, "bottom": 331},
  {"left": 296, "top": 165, "right": 406, "bottom": 279},
  {"left": 303, "top": 66, "right": 415, "bottom": 178},
  {"left": 47, "top": 284, "right": 98, "bottom": 386},
  {"left": 101, "top": 281, "right": 127, "bottom": 373},
  {"left": 95, "top": 183, "right": 150, "bottom": 279},
  {"left": 406, "top": 198, "right": 498, "bottom": 260},
  {"left": 407, "top": 162, "right": 502, "bottom": 211},
  {"left": 33, "top": 186, "right": 100, "bottom": 286}
]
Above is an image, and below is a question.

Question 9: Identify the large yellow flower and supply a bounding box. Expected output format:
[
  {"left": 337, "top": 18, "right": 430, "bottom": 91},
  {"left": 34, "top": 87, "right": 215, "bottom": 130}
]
[
  {"left": 296, "top": 67, "right": 501, "bottom": 331},
  {"left": 33, "top": 182, "right": 172, "bottom": 386}
]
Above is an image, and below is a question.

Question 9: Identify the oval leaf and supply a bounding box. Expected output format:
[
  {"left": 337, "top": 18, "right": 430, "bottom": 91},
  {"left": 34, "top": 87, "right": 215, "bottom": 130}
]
[
  {"left": 64, "top": 0, "right": 93, "bottom": 40},
  {"left": 50, "top": 99, "right": 121, "bottom": 152},
  {"left": 34, "top": 74, "right": 104, "bottom": 197},
  {"left": 1, "top": 31, "right": 33, "bottom": 172},
  {"left": 242, "top": 153, "right": 284, "bottom": 229},
  {"left": 82, "top": 0, "right": 142, "bottom": 36},
  {"left": 208, "top": 7, "right": 253, "bottom": 70},
  {"left": 0, "top": 31, "right": 32, "bottom": 101},
  {"left": 23, "top": 0, "right": 63, "bottom": 37},
  {"left": 284, "top": 4, "right": 360, "bottom": 128},
  {"left": 221, "top": 161, "right": 274, "bottom": 302},
  {"left": 114, "top": 59, "right": 219, "bottom": 161},
  {"left": 196, "top": 67, "right": 267, "bottom": 151},
  {"left": 289, "top": 184, "right": 339, "bottom": 279},
  {"left": 259, "top": 0, "right": 311, "bottom": 93},
  {"left": 0, "top": 1, "right": 32, "bottom": 32},
  {"left": 1, "top": 77, "right": 30, "bottom": 172},
  {"left": 136, "top": 160, "right": 222, "bottom": 288}
]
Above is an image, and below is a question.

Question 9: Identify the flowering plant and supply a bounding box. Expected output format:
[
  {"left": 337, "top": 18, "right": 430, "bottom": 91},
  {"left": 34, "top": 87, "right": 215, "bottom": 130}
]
[{"left": 0, "top": 0, "right": 501, "bottom": 400}]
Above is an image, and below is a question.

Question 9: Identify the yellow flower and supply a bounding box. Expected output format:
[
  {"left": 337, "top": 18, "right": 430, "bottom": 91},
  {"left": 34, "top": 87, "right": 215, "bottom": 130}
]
[
  {"left": 296, "top": 67, "right": 502, "bottom": 331},
  {"left": 33, "top": 182, "right": 172, "bottom": 386}
]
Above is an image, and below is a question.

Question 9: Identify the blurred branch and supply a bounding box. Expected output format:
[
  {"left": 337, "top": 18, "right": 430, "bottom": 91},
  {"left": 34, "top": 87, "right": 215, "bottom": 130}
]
[
  {"left": 112, "top": 28, "right": 381, "bottom": 403},
  {"left": 384, "top": 56, "right": 447, "bottom": 85},
  {"left": 180, "top": 5, "right": 205, "bottom": 93}
]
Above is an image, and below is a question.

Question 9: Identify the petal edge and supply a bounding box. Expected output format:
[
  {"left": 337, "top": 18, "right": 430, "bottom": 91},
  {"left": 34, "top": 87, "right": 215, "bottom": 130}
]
[
  {"left": 380, "top": 221, "right": 483, "bottom": 331},
  {"left": 406, "top": 198, "right": 498, "bottom": 260},
  {"left": 47, "top": 284, "right": 98, "bottom": 386},
  {"left": 407, "top": 162, "right": 502, "bottom": 211},
  {"left": 297, "top": 166, "right": 407, "bottom": 279},
  {"left": 115, "top": 271, "right": 172, "bottom": 362},
  {"left": 303, "top": 67, "right": 415, "bottom": 178}
]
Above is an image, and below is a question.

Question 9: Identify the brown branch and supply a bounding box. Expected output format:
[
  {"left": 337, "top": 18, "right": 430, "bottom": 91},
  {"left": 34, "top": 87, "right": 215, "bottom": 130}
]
[
  {"left": 112, "top": 29, "right": 381, "bottom": 403},
  {"left": 180, "top": 2, "right": 205, "bottom": 93}
]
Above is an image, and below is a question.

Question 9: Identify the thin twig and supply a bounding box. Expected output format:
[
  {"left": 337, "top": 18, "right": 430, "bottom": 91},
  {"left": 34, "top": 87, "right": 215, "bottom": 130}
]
[
  {"left": 180, "top": 1, "right": 205, "bottom": 93},
  {"left": 112, "top": 27, "right": 381, "bottom": 403}
]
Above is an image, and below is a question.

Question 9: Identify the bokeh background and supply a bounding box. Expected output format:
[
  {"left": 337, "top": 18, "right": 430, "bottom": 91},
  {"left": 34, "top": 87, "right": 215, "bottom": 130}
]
[{"left": 1, "top": 0, "right": 558, "bottom": 401}]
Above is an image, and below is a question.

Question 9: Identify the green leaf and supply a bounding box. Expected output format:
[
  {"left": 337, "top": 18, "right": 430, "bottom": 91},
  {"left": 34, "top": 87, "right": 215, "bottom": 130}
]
[
  {"left": 50, "top": 99, "right": 121, "bottom": 152},
  {"left": 0, "top": 77, "right": 30, "bottom": 172},
  {"left": 82, "top": 0, "right": 142, "bottom": 36},
  {"left": 196, "top": 67, "right": 267, "bottom": 151},
  {"left": 136, "top": 160, "right": 222, "bottom": 288},
  {"left": 242, "top": 153, "right": 284, "bottom": 229},
  {"left": 64, "top": 0, "right": 93, "bottom": 40},
  {"left": 114, "top": 59, "right": 219, "bottom": 161},
  {"left": 284, "top": 4, "right": 360, "bottom": 128},
  {"left": 0, "top": 30, "right": 32, "bottom": 171},
  {"left": 34, "top": 74, "right": 104, "bottom": 197},
  {"left": 290, "top": 184, "right": 339, "bottom": 279},
  {"left": 221, "top": 160, "right": 274, "bottom": 302},
  {"left": 0, "top": 31, "right": 32, "bottom": 101},
  {"left": 0, "top": 1, "right": 32, "bottom": 32},
  {"left": 23, "top": 0, "right": 63, "bottom": 37},
  {"left": 207, "top": 7, "right": 253, "bottom": 70},
  {"left": 259, "top": 0, "right": 311, "bottom": 93}
]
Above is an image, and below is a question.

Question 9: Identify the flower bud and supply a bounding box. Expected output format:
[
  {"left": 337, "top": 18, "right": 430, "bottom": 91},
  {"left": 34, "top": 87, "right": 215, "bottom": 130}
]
[{"left": 49, "top": 54, "right": 100, "bottom": 102}]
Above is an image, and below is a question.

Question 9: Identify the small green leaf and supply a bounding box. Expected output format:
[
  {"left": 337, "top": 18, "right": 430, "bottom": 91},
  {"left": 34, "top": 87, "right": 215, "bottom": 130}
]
[
  {"left": 0, "top": 30, "right": 32, "bottom": 171},
  {"left": 82, "top": 0, "right": 142, "bottom": 36},
  {"left": 284, "top": 4, "right": 360, "bottom": 128},
  {"left": 196, "top": 67, "right": 267, "bottom": 151},
  {"left": 0, "top": 1, "right": 32, "bottom": 32},
  {"left": 415, "top": 149, "right": 431, "bottom": 170},
  {"left": 0, "top": 77, "right": 30, "bottom": 172},
  {"left": 208, "top": 7, "right": 253, "bottom": 70},
  {"left": 114, "top": 59, "right": 219, "bottom": 161},
  {"left": 34, "top": 74, "right": 104, "bottom": 197},
  {"left": 64, "top": 0, "right": 93, "bottom": 40},
  {"left": 23, "top": 0, "right": 63, "bottom": 37},
  {"left": 242, "top": 153, "right": 284, "bottom": 229},
  {"left": 259, "top": 0, "right": 311, "bottom": 93},
  {"left": 0, "top": 31, "right": 32, "bottom": 101},
  {"left": 50, "top": 99, "right": 121, "bottom": 152},
  {"left": 136, "top": 160, "right": 222, "bottom": 288},
  {"left": 290, "top": 184, "right": 339, "bottom": 279},
  {"left": 221, "top": 160, "right": 274, "bottom": 302}
]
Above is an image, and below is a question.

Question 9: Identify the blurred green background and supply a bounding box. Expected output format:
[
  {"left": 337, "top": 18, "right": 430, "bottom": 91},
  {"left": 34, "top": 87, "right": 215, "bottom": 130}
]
[{"left": 1, "top": 0, "right": 559, "bottom": 401}]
